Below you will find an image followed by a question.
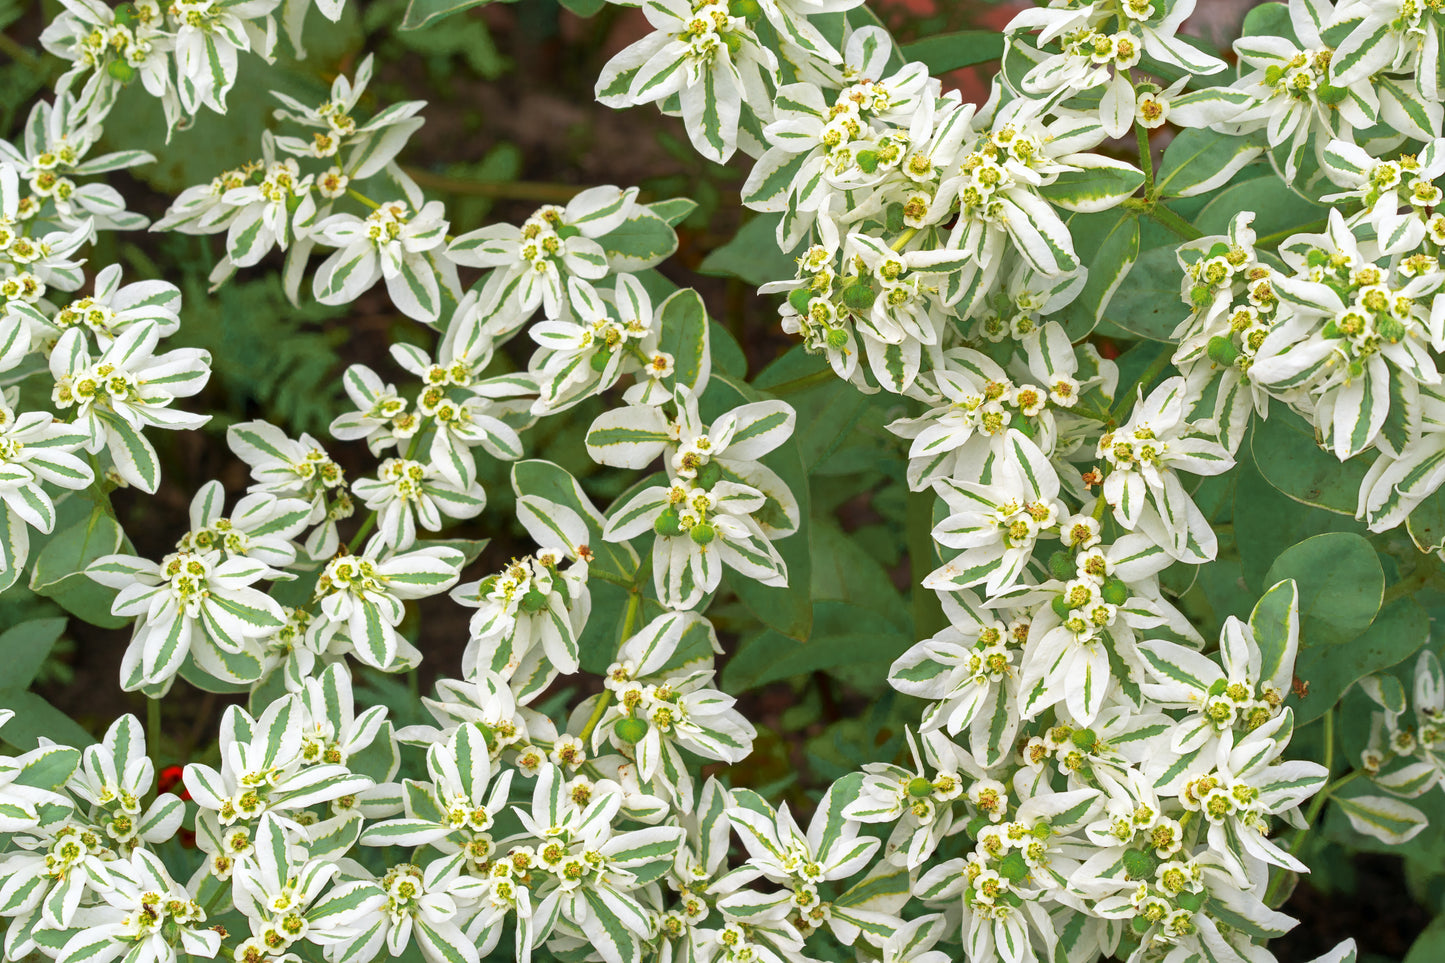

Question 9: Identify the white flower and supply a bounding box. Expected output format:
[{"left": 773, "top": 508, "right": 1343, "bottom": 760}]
[
  {"left": 595, "top": 0, "right": 779, "bottom": 163},
  {"left": 88, "top": 546, "right": 286, "bottom": 693},
  {"left": 1097, "top": 377, "right": 1233, "bottom": 563},
  {"left": 446, "top": 186, "right": 637, "bottom": 321},
  {"left": 311, "top": 543, "right": 465, "bottom": 673},
  {"left": 313, "top": 200, "right": 456, "bottom": 324},
  {"left": 49, "top": 321, "right": 211, "bottom": 493}
]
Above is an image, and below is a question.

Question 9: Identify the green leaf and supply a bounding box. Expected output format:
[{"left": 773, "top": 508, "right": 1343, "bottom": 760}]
[
  {"left": 1155, "top": 128, "right": 1266, "bottom": 198},
  {"left": 698, "top": 213, "right": 802, "bottom": 288},
  {"left": 511, "top": 460, "right": 638, "bottom": 586},
  {"left": 1406, "top": 485, "right": 1445, "bottom": 554},
  {"left": 723, "top": 600, "right": 909, "bottom": 691},
  {"left": 1405, "top": 915, "right": 1445, "bottom": 963},
  {"left": 1250, "top": 408, "right": 1374, "bottom": 515},
  {"left": 30, "top": 503, "right": 127, "bottom": 628},
  {"left": 703, "top": 374, "right": 812, "bottom": 641},
  {"left": 1067, "top": 210, "right": 1139, "bottom": 337},
  {"left": 0, "top": 692, "right": 93, "bottom": 750},
  {"left": 1264, "top": 532, "right": 1383, "bottom": 649},
  {"left": 400, "top": 0, "right": 491, "bottom": 30},
  {"left": 655, "top": 288, "right": 709, "bottom": 394},
  {"left": 1102, "top": 244, "right": 1183, "bottom": 341},
  {"left": 1037, "top": 163, "right": 1144, "bottom": 212},
  {"left": 1194, "top": 175, "right": 1326, "bottom": 238},
  {"left": 753, "top": 347, "right": 872, "bottom": 469},
  {"left": 1291, "top": 596, "right": 1428, "bottom": 724},
  {"left": 900, "top": 30, "right": 1004, "bottom": 73},
  {"left": 1233, "top": 445, "right": 1364, "bottom": 593},
  {"left": 0, "top": 618, "right": 68, "bottom": 690},
  {"left": 1334, "top": 792, "right": 1428, "bottom": 844},
  {"left": 597, "top": 212, "right": 679, "bottom": 271}
]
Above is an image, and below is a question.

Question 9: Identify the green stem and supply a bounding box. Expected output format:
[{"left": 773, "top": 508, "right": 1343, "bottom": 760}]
[
  {"left": 347, "top": 511, "right": 378, "bottom": 553},
  {"left": 1108, "top": 345, "right": 1175, "bottom": 425},
  {"left": 891, "top": 227, "right": 919, "bottom": 252},
  {"left": 1264, "top": 710, "right": 1365, "bottom": 908},
  {"left": 347, "top": 188, "right": 381, "bottom": 211},
  {"left": 1136, "top": 122, "right": 1155, "bottom": 197},
  {"left": 1148, "top": 201, "right": 1203, "bottom": 241},
  {"left": 146, "top": 697, "right": 161, "bottom": 768},
  {"left": 578, "top": 586, "right": 643, "bottom": 743}
]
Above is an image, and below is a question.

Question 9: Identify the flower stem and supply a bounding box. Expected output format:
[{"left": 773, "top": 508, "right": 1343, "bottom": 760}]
[
  {"left": 147, "top": 696, "right": 161, "bottom": 769},
  {"left": 347, "top": 511, "right": 378, "bottom": 554},
  {"left": 890, "top": 227, "right": 919, "bottom": 252},
  {"left": 1148, "top": 201, "right": 1203, "bottom": 240},
  {"left": 1107, "top": 345, "right": 1175, "bottom": 424},
  {"left": 578, "top": 585, "right": 643, "bottom": 743},
  {"left": 1264, "top": 709, "right": 1365, "bottom": 907},
  {"left": 1136, "top": 122, "right": 1155, "bottom": 197},
  {"left": 347, "top": 189, "right": 381, "bottom": 211}
]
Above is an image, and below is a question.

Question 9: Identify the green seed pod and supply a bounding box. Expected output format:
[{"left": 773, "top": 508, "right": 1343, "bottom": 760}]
[
  {"left": 614, "top": 717, "right": 649, "bottom": 744},
  {"left": 789, "top": 286, "right": 813, "bottom": 315},
  {"left": 696, "top": 461, "right": 723, "bottom": 490},
  {"left": 906, "top": 776, "right": 933, "bottom": 798},
  {"left": 690, "top": 522, "right": 716, "bottom": 546},
  {"left": 590, "top": 347, "right": 615, "bottom": 373},
  {"left": 1051, "top": 594, "right": 1074, "bottom": 620},
  {"left": 841, "top": 279, "right": 877, "bottom": 311},
  {"left": 1101, "top": 577, "right": 1129, "bottom": 605},
  {"left": 855, "top": 150, "right": 879, "bottom": 173},
  {"left": 1130, "top": 915, "right": 1152, "bottom": 936},
  {"left": 1176, "top": 890, "right": 1205, "bottom": 912},
  {"left": 654, "top": 507, "right": 683, "bottom": 537},
  {"left": 115, "top": 3, "right": 139, "bottom": 25},
  {"left": 1049, "top": 550, "right": 1075, "bottom": 580},
  {"left": 825, "top": 327, "right": 849, "bottom": 349},
  {"left": 107, "top": 59, "right": 137, "bottom": 84},
  {"left": 1122, "top": 847, "right": 1160, "bottom": 881},
  {"left": 1071, "top": 727, "right": 1098, "bottom": 752},
  {"left": 1206, "top": 336, "right": 1240, "bottom": 366},
  {"left": 998, "top": 851, "right": 1030, "bottom": 882},
  {"left": 729, "top": 0, "right": 761, "bottom": 18}
]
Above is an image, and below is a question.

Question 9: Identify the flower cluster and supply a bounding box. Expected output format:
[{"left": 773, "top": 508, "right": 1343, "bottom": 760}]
[{"left": 4, "top": 0, "right": 1440, "bottom": 962}]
